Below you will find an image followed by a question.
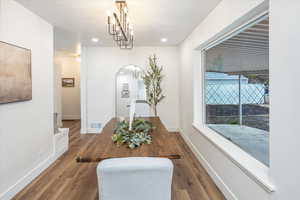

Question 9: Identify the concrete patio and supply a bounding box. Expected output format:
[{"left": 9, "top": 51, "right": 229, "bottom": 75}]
[{"left": 209, "top": 124, "right": 269, "bottom": 166}]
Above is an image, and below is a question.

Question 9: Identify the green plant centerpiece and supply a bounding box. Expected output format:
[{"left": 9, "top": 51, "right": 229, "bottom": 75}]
[
  {"left": 142, "top": 54, "right": 165, "bottom": 116},
  {"left": 112, "top": 118, "right": 155, "bottom": 149}
]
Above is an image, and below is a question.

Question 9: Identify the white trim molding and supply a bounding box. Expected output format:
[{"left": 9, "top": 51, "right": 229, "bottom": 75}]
[
  {"left": 167, "top": 128, "right": 179, "bottom": 132},
  {"left": 179, "top": 129, "right": 238, "bottom": 200},
  {"left": 190, "top": 2, "right": 275, "bottom": 195},
  {"left": 0, "top": 156, "right": 56, "bottom": 200},
  {"left": 62, "top": 115, "right": 81, "bottom": 120},
  {"left": 192, "top": 123, "right": 275, "bottom": 193},
  {"left": 80, "top": 47, "right": 88, "bottom": 134},
  {"left": 87, "top": 128, "right": 103, "bottom": 134},
  {"left": 0, "top": 131, "right": 69, "bottom": 200}
]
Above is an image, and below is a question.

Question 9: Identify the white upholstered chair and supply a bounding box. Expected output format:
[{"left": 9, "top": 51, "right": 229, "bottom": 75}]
[{"left": 96, "top": 157, "right": 174, "bottom": 200}]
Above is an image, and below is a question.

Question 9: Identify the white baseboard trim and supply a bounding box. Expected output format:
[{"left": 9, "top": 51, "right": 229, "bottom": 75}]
[
  {"left": 0, "top": 155, "right": 56, "bottom": 200},
  {"left": 0, "top": 131, "right": 69, "bottom": 200},
  {"left": 179, "top": 129, "right": 238, "bottom": 200},
  {"left": 62, "top": 115, "right": 80, "bottom": 120},
  {"left": 80, "top": 128, "right": 87, "bottom": 134},
  {"left": 167, "top": 128, "right": 179, "bottom": 132},
  {"left": 80, "top": 127, "right": 102, "bottom": 134},
  {"left": 87, "top": 128, "right": 102, "bottom": 134}
]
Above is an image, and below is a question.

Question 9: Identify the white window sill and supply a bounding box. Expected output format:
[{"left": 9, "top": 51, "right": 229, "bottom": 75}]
[{"left": 192, "top": 121, "right": 275, "bottom": 193}]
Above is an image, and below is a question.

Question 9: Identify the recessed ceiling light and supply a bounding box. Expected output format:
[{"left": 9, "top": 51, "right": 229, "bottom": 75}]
[
  {"left": 161, "top": 38, "right": 168, "bottom": 42},
  {"left": 91, "top": 38, "right": 99, "bottom": 43}
]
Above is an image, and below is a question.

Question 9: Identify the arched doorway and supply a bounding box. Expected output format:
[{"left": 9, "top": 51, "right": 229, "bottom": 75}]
[{"left": 115, "top": 65, "right": 150, "bottom": 119}]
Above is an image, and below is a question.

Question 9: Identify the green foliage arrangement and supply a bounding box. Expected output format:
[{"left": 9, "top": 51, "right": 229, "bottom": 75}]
[
  {"left": 112, "top": 119, "right": 155, "bottom": 149},
  {"left": 142, "top": 54, "right": 165, "bottom": 116}
]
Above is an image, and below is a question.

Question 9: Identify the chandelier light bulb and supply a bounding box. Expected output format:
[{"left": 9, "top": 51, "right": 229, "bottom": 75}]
[
  {"left": 107, "top": 10, "right": 111, "bottom": 17},
  {"left": 111, "top": 17, "right": 116, "bottom": 25},
  {"left": 124, "top": 6, "right": 128, "bottom": 14}
]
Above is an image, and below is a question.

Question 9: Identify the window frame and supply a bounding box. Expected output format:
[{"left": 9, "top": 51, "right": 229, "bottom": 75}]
[
  {"left": 201, "top": 13, "right": 269, "bottom": 149},
  {"left": 193, "top": 10, "right": 275, "bottom": 193}
]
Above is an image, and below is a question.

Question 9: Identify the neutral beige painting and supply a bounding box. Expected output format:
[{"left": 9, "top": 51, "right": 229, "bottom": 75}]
[{"left": 0, "top": 41, "right": 32, "bottom": 104}]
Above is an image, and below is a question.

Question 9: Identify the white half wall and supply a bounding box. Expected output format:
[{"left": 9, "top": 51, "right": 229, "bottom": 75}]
[
  {"left": 0, "top": 0, "right": 54, "bottom": 198},
  {"left": 81, "top": 47, "right": 179, "bottom": 133},
  {"left": 179, "top": 0, "right": 271, "bottom": 200}
]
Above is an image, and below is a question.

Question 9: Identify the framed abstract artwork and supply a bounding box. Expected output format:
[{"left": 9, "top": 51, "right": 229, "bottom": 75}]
[{"left": 0, "top": 41, "right": 32, "bottom": 104}]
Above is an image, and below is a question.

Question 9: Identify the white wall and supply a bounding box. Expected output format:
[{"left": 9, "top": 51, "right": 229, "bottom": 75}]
[
  {"left": 269, "top": 1, "right": 300, "bottom": 200},
  {"left": 178, "top": 0, "right": 271, "bottom": 200},
  {"left": 0, "top": 0, "right": 54, "bottom": 199},
  {"left": 81, "top": 47, "right": 179, "bottom": 133},
  {"left": 56, "top": 53, "right": 81, "bottom": 120},
  {"left": 54, "top": 53, "right": 63, "bottom": 127}
]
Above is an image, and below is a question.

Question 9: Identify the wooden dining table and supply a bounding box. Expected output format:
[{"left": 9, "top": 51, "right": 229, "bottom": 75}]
[{"left": 76, "top": 117, "right": 181, "bottom": 163}]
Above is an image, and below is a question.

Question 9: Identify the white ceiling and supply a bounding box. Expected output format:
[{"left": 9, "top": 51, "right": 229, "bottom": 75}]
[{"left": 15, "top": 0, "right": 221, "bottom": 52}]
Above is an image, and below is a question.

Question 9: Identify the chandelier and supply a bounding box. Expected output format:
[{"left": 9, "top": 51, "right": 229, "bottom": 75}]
[{"left": 107, "top": 1, "right": 134, "bottom": 49}]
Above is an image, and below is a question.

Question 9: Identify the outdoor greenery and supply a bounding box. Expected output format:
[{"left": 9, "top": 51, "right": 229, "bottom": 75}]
[
  {"left": 112, "top": 119, "right": 155, "bottom": 149},
  {"left": 142, "top": 54, "right": 165, "bottom": 116},
  {"left": 228, "top": 119, "right": 239, "bottom": 125}
]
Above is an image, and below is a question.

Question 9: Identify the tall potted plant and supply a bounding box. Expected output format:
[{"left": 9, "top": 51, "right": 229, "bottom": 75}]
[{"left": 143, "top": 54, "right": 165, "bottom": 116}]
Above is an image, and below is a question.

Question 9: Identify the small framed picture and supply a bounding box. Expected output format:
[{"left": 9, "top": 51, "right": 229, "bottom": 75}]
[
  {"left": 121, "top": 83, "right": 130, "bottom": 98},
  {"left": 121, "top": 90, "right": 130, "bottom": 98},
  {"left": 62, "top": 78, "right": 75, "bottom": 87}
]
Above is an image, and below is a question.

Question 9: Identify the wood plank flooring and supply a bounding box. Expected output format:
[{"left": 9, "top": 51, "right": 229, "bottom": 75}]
[{"left": 13, "top": 120, "right": 225, "bottom": 200}]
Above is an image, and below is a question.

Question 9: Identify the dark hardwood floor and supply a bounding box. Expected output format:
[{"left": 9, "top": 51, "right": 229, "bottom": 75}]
[{"left": 13, "top": 120, "right": 225, "bottom": 200}]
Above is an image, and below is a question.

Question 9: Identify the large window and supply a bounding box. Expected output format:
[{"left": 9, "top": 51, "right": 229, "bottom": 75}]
[{"left": 204, "top": 16, "right": 269, "bottom": 166}]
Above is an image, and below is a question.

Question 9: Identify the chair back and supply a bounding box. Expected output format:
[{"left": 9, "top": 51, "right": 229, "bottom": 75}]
[{"left": 97, "top": 157, "right": 173, "bottom": 200}]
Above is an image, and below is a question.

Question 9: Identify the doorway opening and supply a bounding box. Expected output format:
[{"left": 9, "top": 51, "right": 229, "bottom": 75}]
[
  {"left": 115, "top": 65, "right": 150, "bottom": 119},
  {"left": 54, "top": 52, "right": 81, "bottom": 132}
]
